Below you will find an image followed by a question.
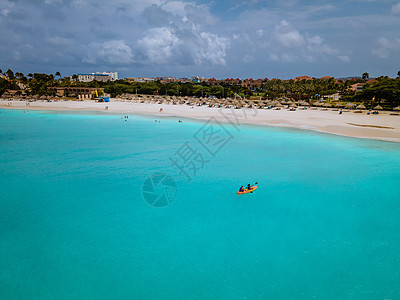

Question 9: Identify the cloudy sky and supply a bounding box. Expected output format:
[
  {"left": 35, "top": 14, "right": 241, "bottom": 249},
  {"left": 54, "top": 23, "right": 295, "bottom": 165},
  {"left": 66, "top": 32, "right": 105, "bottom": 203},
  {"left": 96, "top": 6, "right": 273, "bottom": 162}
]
[{"left": 1, "top": 0, "right": 400, "bottom": 79}]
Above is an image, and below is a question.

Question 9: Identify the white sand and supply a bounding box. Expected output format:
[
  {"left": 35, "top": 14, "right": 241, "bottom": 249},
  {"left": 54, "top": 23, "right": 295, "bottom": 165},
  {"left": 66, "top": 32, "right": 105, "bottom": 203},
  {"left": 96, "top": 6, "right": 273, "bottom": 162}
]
[{"left": 1, "top": 99, "right": 400, "bottom": 142}]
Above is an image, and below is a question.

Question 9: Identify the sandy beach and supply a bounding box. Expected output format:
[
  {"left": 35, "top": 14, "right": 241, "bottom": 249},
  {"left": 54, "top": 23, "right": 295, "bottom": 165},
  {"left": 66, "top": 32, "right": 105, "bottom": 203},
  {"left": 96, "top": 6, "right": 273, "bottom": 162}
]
[{"left": 1, "top": 99, "right": 400, "bottom": 142}]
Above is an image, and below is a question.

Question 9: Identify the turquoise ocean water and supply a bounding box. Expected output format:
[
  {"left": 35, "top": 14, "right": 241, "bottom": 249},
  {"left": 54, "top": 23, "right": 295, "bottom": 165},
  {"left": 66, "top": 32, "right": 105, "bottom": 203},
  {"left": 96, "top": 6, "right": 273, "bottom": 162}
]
[{"left": 1, "top": 108, "right": 400, "bottom": 299}]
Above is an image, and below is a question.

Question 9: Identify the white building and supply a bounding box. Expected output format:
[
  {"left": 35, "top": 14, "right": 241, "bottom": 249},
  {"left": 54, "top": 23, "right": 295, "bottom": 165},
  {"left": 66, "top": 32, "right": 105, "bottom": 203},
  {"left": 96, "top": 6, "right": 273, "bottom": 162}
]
[
  {"left": 78, "top": 74, "right": 95, "bottom": 82},
  {"left": 97, "top": 72, "right": 118, "bottom": 81},
  {"left": 78, "top": 72, "right": 118, "bottom": 82}
]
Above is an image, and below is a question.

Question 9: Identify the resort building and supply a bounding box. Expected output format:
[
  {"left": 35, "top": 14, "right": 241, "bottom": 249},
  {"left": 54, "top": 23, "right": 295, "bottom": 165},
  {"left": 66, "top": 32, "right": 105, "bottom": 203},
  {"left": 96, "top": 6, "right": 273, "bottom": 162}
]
[
  {"left": 241, "top": 78, "right": 263, "bottom": 89},
  {"left": 322, "top": 93, "right": 341, "bottom": 101},
  {"left": 50, "top": 87, "right": 104, "bottom": 99},
  {"left": 350, "top": 83, "right": 365, "bottom": 92},
  {"left": 223, "top": 78, "right": 242, "bottom": 85},
  {"left": 78, "top": 72, "right": 118, "bottom": 82},
  {"left": 191, "top": 76, "right": 208, "bottom": 83}
]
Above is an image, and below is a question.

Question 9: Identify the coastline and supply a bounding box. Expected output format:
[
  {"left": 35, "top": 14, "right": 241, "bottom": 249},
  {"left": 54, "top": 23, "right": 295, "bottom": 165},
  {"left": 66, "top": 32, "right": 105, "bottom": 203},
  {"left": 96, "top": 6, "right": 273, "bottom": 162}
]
[{"left": 1, "top": 99, "right": 400, "bottom": 143}]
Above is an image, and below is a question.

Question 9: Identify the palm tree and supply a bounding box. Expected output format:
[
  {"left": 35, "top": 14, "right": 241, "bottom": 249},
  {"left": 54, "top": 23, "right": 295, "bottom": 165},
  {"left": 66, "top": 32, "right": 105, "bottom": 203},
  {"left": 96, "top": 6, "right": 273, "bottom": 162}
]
[
  {"left": 362, "top": 72, "right": 369, "bottom": 80},
  {"left": 6, "top": 69, "right": 14, "bottom": 80},
  {"left": 55, "top": 71, "right": 61, "bottom": 78},
  {"left": 15, "top": 72, "right": 24, "bottom": 79}
]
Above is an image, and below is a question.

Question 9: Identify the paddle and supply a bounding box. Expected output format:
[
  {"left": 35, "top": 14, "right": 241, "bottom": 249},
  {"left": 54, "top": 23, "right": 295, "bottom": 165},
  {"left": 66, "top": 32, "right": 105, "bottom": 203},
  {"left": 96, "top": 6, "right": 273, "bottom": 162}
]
[{"left": 250, "top": 182, "right": 258, "bottom": 193}]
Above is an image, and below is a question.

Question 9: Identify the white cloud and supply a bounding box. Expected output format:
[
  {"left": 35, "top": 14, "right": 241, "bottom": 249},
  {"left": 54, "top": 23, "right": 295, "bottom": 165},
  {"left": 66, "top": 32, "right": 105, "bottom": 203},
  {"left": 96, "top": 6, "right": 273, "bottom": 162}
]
[
  {"left": 243, "top": 54, "right": 255, "bottom": 63},
  {"left": 372, "top": 48, "right": 389, "bottom": 59},
  {"left": 83, "top": 40, "right": 134, "bottom": 64},
  {"left": 137, "top": 27, "right": 179, "bottom": 64},
  {"left": 281, "top": 53, "right": 296, "bottom": 62},
  {"left": 260, "top": 21, "right": 345, "bottom": 63},
  {"left": 47, "top": 36, "right": 75, "bottom": 47},
  {"left": 197, "top": 32, "right": 230, "bottom": 66},
  {"left": 391, "top": 2, "right": 400, "bottom": 14},
  {"left": 338, "top": 55, "right": 350, "bottom": 62},
  {"left": 13, "top": 51, "right": 21, "bottom": 61},
  {"left": 161, "top": 1, "right": 187, "bottom": 16},
  {"left": 0, "top": 0, "right": 14, "bottom": 16},
  {"left": 135, "top": 2, "right": 229, "bottom": 67},
  {"left": 44, "top": 0, "right": 63, "bottom": 4},
  {"left": 270, "top": 54, "right": 279, "bottom": 61},
  {"left": 277, "top": 30, "right": 305, "bottom": 48},
  {"left": 372, "top": 37, "right": 400, "bottom": 58},
  {"left": 306, "top": 35, "right": 338, "bottom": 55},
  {"left": 184, "top": 2, "right": 218, "bottom": 26},
  {"left": 307, "top": 35, "right": 323, "bottom": 45},
  {"left": 274, "top": 21, "right": 305, "bottom": 48},
  {"left": 377, "top": 37, "right": 400, "bottom": 49},
  {"left": 136, "top": 26, "right": 230, "bottom": 66}
]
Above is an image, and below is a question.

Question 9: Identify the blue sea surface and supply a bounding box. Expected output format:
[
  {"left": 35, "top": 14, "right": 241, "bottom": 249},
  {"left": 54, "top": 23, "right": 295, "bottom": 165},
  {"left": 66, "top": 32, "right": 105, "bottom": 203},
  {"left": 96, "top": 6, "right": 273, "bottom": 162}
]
[{"left": 1, "top": 109, "right": 400, "bottom": 299}]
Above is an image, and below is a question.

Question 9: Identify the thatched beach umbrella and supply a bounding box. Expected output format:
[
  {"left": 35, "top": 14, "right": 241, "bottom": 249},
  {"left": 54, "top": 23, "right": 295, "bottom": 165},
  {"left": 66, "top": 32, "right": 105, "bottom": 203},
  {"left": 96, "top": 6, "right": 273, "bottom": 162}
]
[
  {"left": 323, "top": 102, "right": 332, "bottom": 108},
  {"left": 393, "top": 106, "right": 400, "bottom": 111},
  {"left": 373, "top": 105, "right": 383, "bottom": 110},
  {"left": 345, "top": 103, "right": 355, "bottom": 109},
  {"left": 264, "top": 100, "right": 271, "bottom": 106},
  {"left": 270, "top": 100, "right": 281, "bottom": 106},
  {"left": 356, "top": 104, "right": 366, "bottom": 110},
  {"left": 335, "top": 102, "right": 345, "bottom": 108}
]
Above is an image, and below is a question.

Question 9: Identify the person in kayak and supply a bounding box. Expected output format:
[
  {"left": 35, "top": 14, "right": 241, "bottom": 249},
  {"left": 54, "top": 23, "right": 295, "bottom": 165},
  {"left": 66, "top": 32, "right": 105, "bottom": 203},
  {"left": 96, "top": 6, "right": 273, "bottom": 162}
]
[
  {"left": 239, "top": 186, "right": 244, "bottom": 192},
  {"left": 247, "top": 183, "right": 251, "bottom": 190}
]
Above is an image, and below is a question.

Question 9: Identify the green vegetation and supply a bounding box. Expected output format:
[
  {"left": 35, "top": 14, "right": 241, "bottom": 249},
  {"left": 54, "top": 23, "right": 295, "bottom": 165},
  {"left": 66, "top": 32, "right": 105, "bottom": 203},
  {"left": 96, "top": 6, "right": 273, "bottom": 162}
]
[
  {"left": 362, "top": 72, "right": 370, "bottom": 80},
  {"left": 0, "top": 77, "right": 20, "bottom": 96},
  {"left": 261, "top": 77, "right": 349, "bottom": 100},
  {"left": 355, "top": 76, "right": 400, "bottom": 109}
]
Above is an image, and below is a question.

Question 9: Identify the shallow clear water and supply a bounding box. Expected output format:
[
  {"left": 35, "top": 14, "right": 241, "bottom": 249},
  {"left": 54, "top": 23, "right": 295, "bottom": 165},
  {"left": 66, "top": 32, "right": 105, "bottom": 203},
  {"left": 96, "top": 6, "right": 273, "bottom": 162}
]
[{"left": 1, "top": 109, "right": 400, "bottom": 299}]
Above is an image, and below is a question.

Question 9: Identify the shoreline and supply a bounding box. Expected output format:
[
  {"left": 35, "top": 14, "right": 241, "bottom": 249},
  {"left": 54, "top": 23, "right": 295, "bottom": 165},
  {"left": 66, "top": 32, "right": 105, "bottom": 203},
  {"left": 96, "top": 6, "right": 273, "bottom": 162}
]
[{"left": 1, "top": 99, "right": 400, "bottom": 143}]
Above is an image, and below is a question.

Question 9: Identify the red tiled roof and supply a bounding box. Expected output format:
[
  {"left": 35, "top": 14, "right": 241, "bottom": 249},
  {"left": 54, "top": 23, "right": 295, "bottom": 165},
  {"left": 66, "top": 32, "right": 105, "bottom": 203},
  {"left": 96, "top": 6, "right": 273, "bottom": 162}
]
[{"left": 295, "top": 76, "right": 312, "bottom": 81}]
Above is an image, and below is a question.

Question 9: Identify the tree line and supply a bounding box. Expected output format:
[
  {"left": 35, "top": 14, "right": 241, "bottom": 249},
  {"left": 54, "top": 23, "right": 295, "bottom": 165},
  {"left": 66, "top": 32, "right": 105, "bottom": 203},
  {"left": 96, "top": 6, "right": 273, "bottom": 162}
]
[{"left": 1, "top": 68, "right": 400, "bottom": 109}]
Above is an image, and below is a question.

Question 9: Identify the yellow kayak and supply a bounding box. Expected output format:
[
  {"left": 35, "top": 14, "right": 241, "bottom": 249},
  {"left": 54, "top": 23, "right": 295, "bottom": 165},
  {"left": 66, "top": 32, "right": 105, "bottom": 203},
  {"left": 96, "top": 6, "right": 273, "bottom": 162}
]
[{"left": 237, "top": 185, "right": 258, "bottom": 195}]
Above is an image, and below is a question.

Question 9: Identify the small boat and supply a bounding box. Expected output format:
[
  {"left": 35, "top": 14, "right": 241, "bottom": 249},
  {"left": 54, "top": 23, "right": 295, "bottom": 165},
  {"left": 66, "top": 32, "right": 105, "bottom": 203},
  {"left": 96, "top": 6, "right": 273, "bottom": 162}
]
[{"left": 237, "top": 185, "right": 258, "bottom": 195}]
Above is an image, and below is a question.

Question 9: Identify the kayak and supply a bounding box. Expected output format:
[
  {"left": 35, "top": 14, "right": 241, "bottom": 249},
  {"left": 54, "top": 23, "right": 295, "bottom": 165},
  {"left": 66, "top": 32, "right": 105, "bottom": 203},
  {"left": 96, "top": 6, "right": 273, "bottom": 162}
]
[{"left": 237, "top": 185, "right": 258, "bottom": 195}]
